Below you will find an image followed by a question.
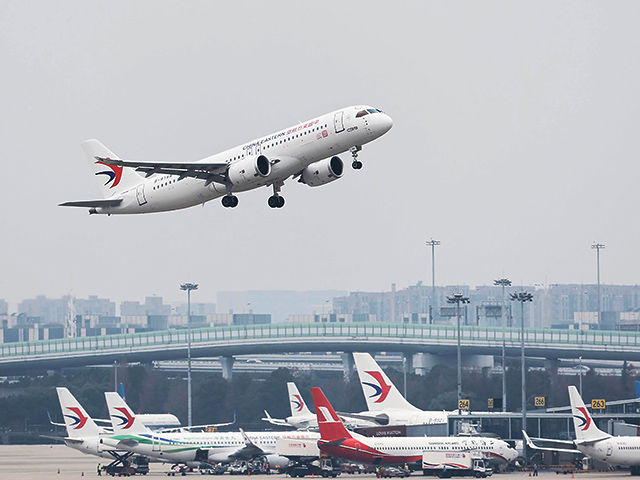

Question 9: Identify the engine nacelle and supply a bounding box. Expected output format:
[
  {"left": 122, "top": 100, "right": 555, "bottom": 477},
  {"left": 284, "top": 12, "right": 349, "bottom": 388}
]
[
  {"left": 228, "top": 155, "right": 271, "bottom": 188},
  {"left": 300, "top": 156, "right": 344, "bottom": 187}
]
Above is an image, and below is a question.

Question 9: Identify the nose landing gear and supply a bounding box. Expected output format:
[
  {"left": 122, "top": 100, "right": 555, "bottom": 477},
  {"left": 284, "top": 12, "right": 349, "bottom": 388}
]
[{"left": 350, "top": 145, "right": 363, "bottom": 169}]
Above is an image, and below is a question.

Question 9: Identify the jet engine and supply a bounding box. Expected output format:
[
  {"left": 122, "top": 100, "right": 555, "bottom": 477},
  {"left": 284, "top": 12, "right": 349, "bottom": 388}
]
[
  {"left": 228, "top": 155, "right": 271, "bottom": 188},
  {"left": 299, "top": 156, "right": 344, "bottom": 187}
]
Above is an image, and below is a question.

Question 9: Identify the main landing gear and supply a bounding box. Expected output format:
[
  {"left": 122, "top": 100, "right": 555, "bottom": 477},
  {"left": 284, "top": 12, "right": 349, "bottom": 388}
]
[
  {"left": 268, "top": 182, "right": 285, "bottom": 208},
  {"left": 350, "top": 145, "right": 363, "bottom": 169},
  {"left": 268, "top": 195, "right": 285, "bottom": 208},
  {"left": 221, "top": 194, "right": 238, "bottom": 208}
]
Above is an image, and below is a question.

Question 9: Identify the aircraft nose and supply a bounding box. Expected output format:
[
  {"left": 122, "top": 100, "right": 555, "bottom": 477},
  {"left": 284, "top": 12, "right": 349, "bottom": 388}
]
[{"left": 379, "top": 114, "right": 393, "bottom": 133}]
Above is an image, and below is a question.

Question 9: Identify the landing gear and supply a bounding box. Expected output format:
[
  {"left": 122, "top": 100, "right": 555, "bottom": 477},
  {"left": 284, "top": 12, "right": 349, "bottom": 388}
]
[
  {"left": 268, "top": 181, "right": 285, "bottom": 208},
  {"left": 268, "top": 195, "right": 285, "bottom": 208},
  {"left": 221, "top": 195, "right": 238, "bottom": 208},
  {"left": 350, "top": 145, "right": 363, "bottom": 169}
]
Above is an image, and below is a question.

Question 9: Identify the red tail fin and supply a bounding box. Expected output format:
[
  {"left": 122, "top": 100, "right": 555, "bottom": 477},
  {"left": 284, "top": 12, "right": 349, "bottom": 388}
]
[{"left": 311, "top": 387, "right": 353, "bottom": 441}]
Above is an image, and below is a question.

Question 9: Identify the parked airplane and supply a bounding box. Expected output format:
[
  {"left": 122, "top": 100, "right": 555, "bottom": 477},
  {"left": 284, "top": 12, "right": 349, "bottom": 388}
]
[
  {"left": 263, "top": 382, "right": 316, "bottom": 428},
  {"left": 262, "top": 381, "right": 378, "bottom": 430},
  {"left": 568, "top": 385, "right": 640, "bottom": 474},
  {"left": 50, "top": 384, "right": 182, "bottom": 432},
  {"left": 60, "top": 106, "right": 392, "bottom": 214},
  {"left": 103, "top": 391, "right": 317, "bottom": 467},
  {"left": 50, "top": 387, "right": 116, "bottom": 459},
  {"left": 352, "top": 353, "right": 449, "bottom": 426},
  {"left": 311, "top": 387, "right": 517, "bottom": 468}
]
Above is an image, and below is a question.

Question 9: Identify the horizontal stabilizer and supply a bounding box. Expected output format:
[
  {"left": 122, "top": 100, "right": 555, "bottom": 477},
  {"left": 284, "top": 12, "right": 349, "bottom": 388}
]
[{"left": 59, "top": 199, "right": 123, "bottom": 208}]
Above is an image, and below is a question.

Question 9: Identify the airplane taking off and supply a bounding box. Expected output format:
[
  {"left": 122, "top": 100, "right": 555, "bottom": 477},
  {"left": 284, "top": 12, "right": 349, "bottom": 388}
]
[
  {"left": 60, "top": 106, "right": 392, "bottom": 214},
  {"left": 311, "top": 387, "right": 517, "bottom": 468},
  {"left": 352, "top": 353, "right": 449, "bottom": 426}
]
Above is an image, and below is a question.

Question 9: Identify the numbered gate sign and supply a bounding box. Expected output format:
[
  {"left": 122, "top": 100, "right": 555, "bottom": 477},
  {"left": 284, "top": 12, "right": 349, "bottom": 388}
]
[{"left": 592, "top": 399, "right": 606, "bottom": 410}]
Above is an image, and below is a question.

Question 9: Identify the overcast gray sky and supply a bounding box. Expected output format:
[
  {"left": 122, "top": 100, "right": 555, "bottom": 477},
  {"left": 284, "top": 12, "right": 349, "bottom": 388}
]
[{"left": 1, "top": 2, "right": 639, "bottom": 310}]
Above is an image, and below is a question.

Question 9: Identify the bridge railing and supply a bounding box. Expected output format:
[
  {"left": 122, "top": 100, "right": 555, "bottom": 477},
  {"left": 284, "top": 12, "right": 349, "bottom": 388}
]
[{"left": 1, "top": 323, "right": 640, "bottom": 360}]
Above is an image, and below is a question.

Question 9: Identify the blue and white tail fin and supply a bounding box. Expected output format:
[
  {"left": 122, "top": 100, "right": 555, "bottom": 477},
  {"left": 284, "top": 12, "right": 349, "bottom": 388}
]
[
  {"left": 353, "top": 352, "right": 419, "bottom": 412},
  {"left": 82, "top": 139, "right": 142, "bottom": 198},
  {"left": 56, "top": 387, "right": 103, "bottom": 438},
  {"left": 568, "top": 385, "right": 610, "bottom": 443},
  {"left": 104, "top": 391, "right": 152, "bottom": 436},
  {"left": 288, "top": 382, "right": 313, "bottom": 418}
]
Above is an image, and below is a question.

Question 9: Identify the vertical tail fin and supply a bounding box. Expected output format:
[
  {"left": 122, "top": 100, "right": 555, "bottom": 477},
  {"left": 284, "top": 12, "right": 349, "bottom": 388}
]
[
  {"left": 288, "top": 382, "right": 313, "bottom": 418},
  {"left": 311, "top": 387, "right": 353, "bottom": 441},
  {"left": 104, "top": 391, "right": 152, "bottom": 436},
  {"left": 353, "top": 352, "right": 419, "bottom": 412},
  {"left": 56, "top": 387, "right": 102, "bottom": 437},
  {"left": 82, "top": 139, "right": 142, "bottom": 198},
  {"left": 568, "top": 385, "right": 609, "bottom": 442}
]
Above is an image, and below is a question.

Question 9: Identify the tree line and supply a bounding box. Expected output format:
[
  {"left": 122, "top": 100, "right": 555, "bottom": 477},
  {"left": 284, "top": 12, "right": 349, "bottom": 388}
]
[{"left": 0, "top": 360, "right": 636, "bottom": 431}]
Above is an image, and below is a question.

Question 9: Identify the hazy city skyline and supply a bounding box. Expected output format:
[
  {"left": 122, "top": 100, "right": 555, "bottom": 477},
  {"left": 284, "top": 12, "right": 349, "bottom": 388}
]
[{"left": 2, "top": 3, "right": 639, "bottom": 310}]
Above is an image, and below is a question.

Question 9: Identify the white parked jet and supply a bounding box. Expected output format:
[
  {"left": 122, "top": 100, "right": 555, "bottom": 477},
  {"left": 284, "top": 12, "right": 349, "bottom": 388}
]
[
  {"left": 568, "top": 385, "right": 640, "bottom": 474},
  {"left": 103, "top": 391, "right": 317, "bottom": 466},
  {"left": 263, "top": 382, "right": 316, "bottom": 429},
  {"left": 352, "top": 352, "right": 449, "bottom": 426},
  {"left": 262, "top": 381, "right": 378, "bottom": 430},
  {"left": 52, "top": 387, "right": 115, "bottom": 459},
  {"left": 60, "top": 106, "right": 392, "bottom": 214}
]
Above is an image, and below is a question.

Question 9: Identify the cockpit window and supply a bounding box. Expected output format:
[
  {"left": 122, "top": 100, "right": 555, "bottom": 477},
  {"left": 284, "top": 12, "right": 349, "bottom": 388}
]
[{"left": 356, "top": 110, "right": 368, "bottom": 118}]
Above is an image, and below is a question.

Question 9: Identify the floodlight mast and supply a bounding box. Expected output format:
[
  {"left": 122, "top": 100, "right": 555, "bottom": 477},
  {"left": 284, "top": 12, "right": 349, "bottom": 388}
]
[
  {"left": 591, "top": 243, "right": 605, "bottom": 327},
  {"left": 510, "top": 290, "right": 533, "bottom": 433},
  {"left": 180, "top": 282, "right": 198, "bottom": 428},
  {"left": 446, "top": 293, "right": 470, "bottom": 410},
  {"left": 494, "top": 278, "right": 512, "bottom": 412},
  {"left": 426, "top": 239, "right": 441, "bottom": 323}
]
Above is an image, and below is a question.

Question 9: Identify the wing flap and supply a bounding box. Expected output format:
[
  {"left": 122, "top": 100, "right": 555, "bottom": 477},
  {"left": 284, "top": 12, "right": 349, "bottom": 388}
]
[
  {"left": 59, "top": 199, "right": 123, "bottom": 208},
  {"left": 96, "top": 157, "right": 228, "bottom": 184}
]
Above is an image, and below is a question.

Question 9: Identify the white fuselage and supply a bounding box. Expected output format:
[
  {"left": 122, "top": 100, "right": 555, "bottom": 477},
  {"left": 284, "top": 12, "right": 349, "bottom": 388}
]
[
  {"left": 578, "top": 436, "right": 640, "bottom": 466},
  {"left": 103, "top": 430, "right": 318, "bottom": 464},
  {"left": 96, "top": 106, "right": 392, "bottom": 214},
  {"left": 356, "top": 408, "right": 449, "bottom": 427}
]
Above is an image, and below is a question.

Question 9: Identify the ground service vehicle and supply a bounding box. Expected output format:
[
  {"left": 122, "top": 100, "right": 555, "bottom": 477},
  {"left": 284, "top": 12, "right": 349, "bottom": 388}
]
[{"left": 422, "top": 452, "right": 491, "bottom": 478}]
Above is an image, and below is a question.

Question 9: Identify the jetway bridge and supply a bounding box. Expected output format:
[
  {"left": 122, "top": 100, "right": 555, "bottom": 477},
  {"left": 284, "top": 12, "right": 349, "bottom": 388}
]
[{"left": 1, "top": 322, "right": 640, "bottom": 378}]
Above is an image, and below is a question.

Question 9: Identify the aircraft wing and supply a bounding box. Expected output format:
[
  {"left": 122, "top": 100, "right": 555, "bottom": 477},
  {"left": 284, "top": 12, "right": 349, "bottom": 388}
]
[
  {"left": 336, "top": 411, "right": 389, "bottom": 426},
  {"left": 96, "top": 156, "right": 229, "bottom": 186},
  {"left": 523, "top": 430, "right": 581, "bottom": 454},
  {"left": 225, "top": 429, "right": 266, "bottom": 460},
  {"left": 172, "top": 412, "right": 236, "bottom": 433},
  {"left": 58, "top": 199, "right": 123, "bottom": 208},
  {"left": 39, "top": 434, "right": 83, "bottom": 444},
  {"left": 262, "top": 410, "right": 293, "bottom": 428}
]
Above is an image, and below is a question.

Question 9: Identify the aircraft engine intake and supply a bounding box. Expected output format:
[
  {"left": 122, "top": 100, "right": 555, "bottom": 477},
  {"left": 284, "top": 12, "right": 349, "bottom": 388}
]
[
  {"left": 300, "top": 156, "right": 344, "bottom": 187},
  {"left": 228, "top": 155, "right": 271, "bottom": 187}
]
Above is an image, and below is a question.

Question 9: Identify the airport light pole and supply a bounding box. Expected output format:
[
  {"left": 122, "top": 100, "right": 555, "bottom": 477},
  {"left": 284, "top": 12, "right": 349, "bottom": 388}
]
[
  {"left": 180, "top": 282, "right": 198, "bottom": 428},
  {"left": 447, "top": 293, "right": 470, "bottom": 408},
  {"left": 592, "top": 243, "right": 605, "bottom": 326},
  {"left": 494, "top": 278, "right": 512, "bottom": 412},
  {"left": 579, "top": 356, "right": 583, "bottom": 397},
  {"left": 510, "top": 291, "right": 533, "bottom": 433},
  {"left": 426, "top": 239, "right": 441, "bottom": 323}
]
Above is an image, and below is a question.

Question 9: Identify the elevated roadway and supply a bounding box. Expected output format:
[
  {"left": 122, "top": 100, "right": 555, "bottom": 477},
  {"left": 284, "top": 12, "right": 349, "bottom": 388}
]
[{"left": 1, "top": 323, "right": 639, "bottom": 376}]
